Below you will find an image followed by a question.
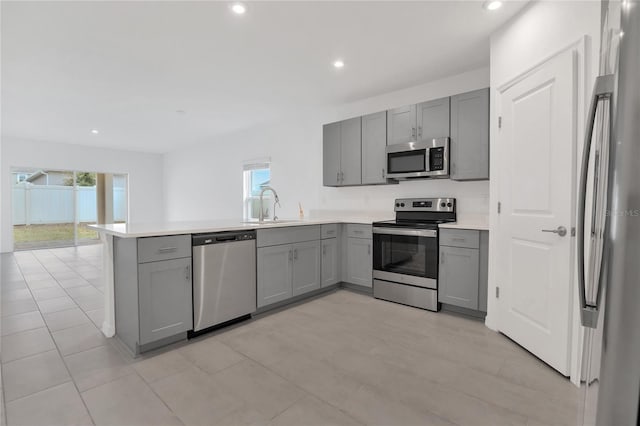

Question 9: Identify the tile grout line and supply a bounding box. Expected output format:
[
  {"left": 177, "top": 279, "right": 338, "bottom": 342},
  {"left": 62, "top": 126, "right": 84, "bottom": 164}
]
[
  {"left": 15, "top": 249, "right": 98, "bottom": 426},
  {"left": 213, "top": 330, "right": 365, "bottom": 424}
]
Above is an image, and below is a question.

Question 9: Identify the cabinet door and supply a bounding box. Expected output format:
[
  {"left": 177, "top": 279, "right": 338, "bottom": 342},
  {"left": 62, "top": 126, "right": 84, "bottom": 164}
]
[
  {"left": 340, "top": 117, "right": 362, "bottom": 186},
  {"left": 417, "top": 97, "right": 450, "bottom": 141},
  {"left": 361, "top": 111, "right": 388, "bottom": 185},
  {"left": 346, "top": 238, "right": 372, "bottom": 287},
  {"left": 321, "top": 238, "right": 339, "bottom": 287},
  {"left": 438, "top": 246, "right": 479, "bottom": 310},
  {"left": 257, "top": 245, "right": 293, "bottom": 308},
  {"left": 138, "top": 257, "right": 193, "bottom": 345},
  {"left": 292, "top": 240, "right": 321, "bottom": 296},
  {"left": 450, "top": 88, "right": 489, "bottom": 180},
  {"left": 387, "top": 104, "right": 416, "bottom": 145},
  {"left": 323, "top": 122, "right": 341, "bottom": 186}
]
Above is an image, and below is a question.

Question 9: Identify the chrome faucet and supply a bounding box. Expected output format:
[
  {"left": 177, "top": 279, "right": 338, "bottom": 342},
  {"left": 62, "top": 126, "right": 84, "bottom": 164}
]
[{"left": 259, "top": 186, "right": 280, "bottom": 223}]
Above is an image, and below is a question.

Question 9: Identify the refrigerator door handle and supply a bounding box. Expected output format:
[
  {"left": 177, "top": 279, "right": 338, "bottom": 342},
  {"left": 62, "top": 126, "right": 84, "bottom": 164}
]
[{"left": 577, "top": 74, "right": 615, "bottom": 329}]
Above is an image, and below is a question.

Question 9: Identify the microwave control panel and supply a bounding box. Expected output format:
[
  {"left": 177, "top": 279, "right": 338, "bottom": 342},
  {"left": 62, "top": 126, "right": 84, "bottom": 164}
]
[{"left": 429, "top": 147, "right": 445, "bottom": 171}]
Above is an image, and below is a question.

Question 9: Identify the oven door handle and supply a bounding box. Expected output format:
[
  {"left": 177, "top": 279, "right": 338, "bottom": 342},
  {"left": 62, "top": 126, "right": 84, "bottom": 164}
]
[{"left": 372, "top": 227, "right": 437, "bottom": 238}]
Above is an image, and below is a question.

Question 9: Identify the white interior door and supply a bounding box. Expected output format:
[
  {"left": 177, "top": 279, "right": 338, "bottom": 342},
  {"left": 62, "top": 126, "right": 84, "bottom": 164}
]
[{"left": 496, "top": 48, "right": 577, "bottom": 375}]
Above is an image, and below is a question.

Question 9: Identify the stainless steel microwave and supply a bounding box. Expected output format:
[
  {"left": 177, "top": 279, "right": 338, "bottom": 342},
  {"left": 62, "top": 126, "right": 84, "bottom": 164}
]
[{"left": 385, "top": 137, "right": 449, "bottom": 179}]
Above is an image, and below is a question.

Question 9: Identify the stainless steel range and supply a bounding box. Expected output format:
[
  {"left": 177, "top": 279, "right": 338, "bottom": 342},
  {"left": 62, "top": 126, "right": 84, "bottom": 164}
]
[{"left": 372, "top": 198, "right": 456, "bottom": 311}]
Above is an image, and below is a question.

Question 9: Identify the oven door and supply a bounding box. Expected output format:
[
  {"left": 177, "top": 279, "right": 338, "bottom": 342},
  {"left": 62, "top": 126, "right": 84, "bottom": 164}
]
[{"left": 372, "top": 227, "right": 438, "bottom": 289}]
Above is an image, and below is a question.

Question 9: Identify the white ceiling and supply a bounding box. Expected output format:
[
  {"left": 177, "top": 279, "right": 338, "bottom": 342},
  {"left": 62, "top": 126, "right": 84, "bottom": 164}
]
[{"left": 1, "top": 1, "right": 528, "bottom": 153}]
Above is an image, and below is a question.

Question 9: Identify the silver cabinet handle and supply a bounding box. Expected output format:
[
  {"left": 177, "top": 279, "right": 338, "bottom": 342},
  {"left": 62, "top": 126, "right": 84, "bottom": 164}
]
[
  {"left": 185, "top": 266, "right": 190, "bottom": 281},
  {"left": 367, "top": 244, "right": 371, "bottom": 255},
  {"left": 382, "top": 168, "right": 385, "bottom": 179},
  {"left": 541, "top": 226, "right": 567, "bottom": 237},
  {"left": 158, "top": 247, "right": 177, "bottom": 253},
  {"left": 418, "top": 126, "right": 422, "bottom": 137},
  {"left": 578, "top": 74, "right": 614, "bottom": 328},
  {"left": 411, "top": 127, "right": 416, "bottom": 138},
  {"left": 293, "top": 249, "right": 298, "bottom": 260}
]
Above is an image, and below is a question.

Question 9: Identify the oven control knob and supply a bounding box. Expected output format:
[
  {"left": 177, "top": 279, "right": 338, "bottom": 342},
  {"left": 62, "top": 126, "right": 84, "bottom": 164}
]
[
  {"left": 441, "top": 202, "right": 446, "bottom": 207},
  {"left": 447, "top": 202, "right": 452, "bottom": 207},
  {"left": 395, "top": 203, "right": 400, "bottom": 208},
  {"left": 400, "top": 203, "right": 405, "bottom": 207}
]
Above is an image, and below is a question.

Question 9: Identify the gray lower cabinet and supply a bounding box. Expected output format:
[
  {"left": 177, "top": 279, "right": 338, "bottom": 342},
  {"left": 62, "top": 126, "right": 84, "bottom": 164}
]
[
  {"left": 346, "top": 237, "right": 372, "bottom": 288},
  {"left": 361, "top": 111, "right": 388, "bottom": 185},
  {"left": 321, "top": 238, "right": 339, "bottom": 287},
  {"left": 417, "top": 97, "right": 450, "bottom": 141},
  {"left": 138, "top": 257, "right": 193, "bottom": 345},
  {"left": 450, "top": 88, "right": 489, "bottom": 181},
  {"left": 257, "top": 244, "right": 293, "bottom": 308},
  {"left": 438, "top": 229, "right": 489, "bottom": 312},
  {"left": 322, "top": 117, "right": 362, "bottom": 187},
  {"left": 292, "top": 240, "right": 321, "bottom": 296},
  {"left": 256, "top": 226, "right": 325, "bottom": 309},
  {"left": 438, "top": 246, "right": 479, "bottom": 310},
  {"left": 113, "top": 234, "right": 193, "bottom": 355}
]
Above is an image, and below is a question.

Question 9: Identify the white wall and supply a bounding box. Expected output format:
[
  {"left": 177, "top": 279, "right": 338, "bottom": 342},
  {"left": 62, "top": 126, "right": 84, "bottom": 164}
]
[
  {"left": 1, "top": 137, "right": 165, "bottom": 252},
  {"left": 487, "top": 0, "right": 601, "bottom": 383},
  {"left": 164, "top": 67, "right": 490, "bottom": 222}
]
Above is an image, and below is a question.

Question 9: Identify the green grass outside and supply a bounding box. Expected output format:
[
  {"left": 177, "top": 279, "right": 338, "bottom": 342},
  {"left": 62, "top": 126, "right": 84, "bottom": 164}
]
[{"left": 13, "top": 223, "right": 99, "bottom": 244}]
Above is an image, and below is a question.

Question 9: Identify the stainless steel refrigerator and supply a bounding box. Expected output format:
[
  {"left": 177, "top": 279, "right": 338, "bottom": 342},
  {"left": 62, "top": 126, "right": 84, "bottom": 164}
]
[{"left": 578, "top": 1, "right": 640, "bottom": 425}]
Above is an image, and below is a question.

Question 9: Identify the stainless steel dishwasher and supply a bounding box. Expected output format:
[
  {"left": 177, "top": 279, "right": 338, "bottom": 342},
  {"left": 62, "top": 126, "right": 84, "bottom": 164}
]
[{"left": 191, "top": 230, "right": 256, "bottom": 333}]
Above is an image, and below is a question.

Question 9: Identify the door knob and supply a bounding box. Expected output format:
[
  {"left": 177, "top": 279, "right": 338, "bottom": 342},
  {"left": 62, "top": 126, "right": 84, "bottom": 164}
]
[{"left": 541, "top": 226, "right": 567, "bottom": 237}]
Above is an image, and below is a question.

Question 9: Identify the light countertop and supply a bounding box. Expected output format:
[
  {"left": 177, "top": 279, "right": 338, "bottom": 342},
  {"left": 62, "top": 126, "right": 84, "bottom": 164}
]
[
  {"left": 89, "top": 215, "right": 394, "bottom": 238},
  {"left": 438, "top": 214, "right": 489, "bottom": 231}
]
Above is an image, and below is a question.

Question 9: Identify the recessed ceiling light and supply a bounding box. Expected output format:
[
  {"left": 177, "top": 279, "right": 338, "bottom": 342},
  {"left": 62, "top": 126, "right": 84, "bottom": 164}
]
[
  {"left": 91, "top": 129, "right": 99, "bottom": 134},
  {"left": 231, "top": 3, "right": 246, "bottom": 15},
  {"left": 333, "top": 60, "right": 345, "bottom": 69},
  {"left": 484, "top": 1, "right": 503, "bottom": 11}
]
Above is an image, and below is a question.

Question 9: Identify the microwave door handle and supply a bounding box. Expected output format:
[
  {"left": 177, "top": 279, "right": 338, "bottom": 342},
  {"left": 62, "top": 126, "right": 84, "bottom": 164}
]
[{"left": 577, "top": 74, "right": 614, "bottom": 329}]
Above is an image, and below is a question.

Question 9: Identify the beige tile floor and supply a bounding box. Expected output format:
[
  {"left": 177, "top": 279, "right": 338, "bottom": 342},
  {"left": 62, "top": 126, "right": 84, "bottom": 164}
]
[{"left": 1, "top": 245, "right": 580, "bottom": 426}]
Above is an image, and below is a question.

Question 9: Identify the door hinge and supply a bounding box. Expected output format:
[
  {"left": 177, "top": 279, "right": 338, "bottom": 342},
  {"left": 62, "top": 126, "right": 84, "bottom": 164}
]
[
  {"left": 497, "top": 202, "right": 501, "bottom": 214},
  {"left": 496, "top": 286, "right": 500, "bottom": 298},
  {"left": 498, "top": 116, "right": 502, "bottom": 129}
]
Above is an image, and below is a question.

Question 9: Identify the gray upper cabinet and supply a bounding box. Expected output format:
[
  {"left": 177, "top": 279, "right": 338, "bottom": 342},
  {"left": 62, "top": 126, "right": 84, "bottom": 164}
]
[
  {"left": 138, "top": 256, "right": 193, "bottom": 345},
  {"left": 346, "top": 237, "right": 372, "bottom": 288},
  {"left": 292, "top": 240, "right": 321, "bottom": 296},
  {"left": 339, "top": 117, "right": 362, "bottom": 186},
  {"left": 438, "top": 245, "right": 479, "bottom": 310},
  {"left": 361, "top": 111, "right": 388, "bottom": 185},
  {"left": 450, "top": 88, "right": 489, "bottom": 180},
  {"left": 417, "top": 97, "right": 450, "bottom": 141},
  {"left": 321, "top": 238, "right": 339, "bottom": 287},
  {"left": 257, "top": 244, "right": 293, "bottom": 308},
  {"left": 322, "top": 121, "right": 341, "bottom": 186},
  {"left": 322, "top": 117, "right": 362, "bottom": 187},
  {"left": 387, "top": 104, "right": 416, "bottom": 145}
]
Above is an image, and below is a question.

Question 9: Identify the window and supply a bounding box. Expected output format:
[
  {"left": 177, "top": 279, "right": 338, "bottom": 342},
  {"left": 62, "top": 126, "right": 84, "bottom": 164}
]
[{"left": 243, "top": 161, "right": 271, "bottom": 220}]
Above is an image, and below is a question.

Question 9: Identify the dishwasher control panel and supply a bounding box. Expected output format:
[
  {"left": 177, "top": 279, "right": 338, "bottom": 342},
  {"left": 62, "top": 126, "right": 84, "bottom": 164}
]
[{"left": 192, "top": 231, "right": 256, "bottom": 246}]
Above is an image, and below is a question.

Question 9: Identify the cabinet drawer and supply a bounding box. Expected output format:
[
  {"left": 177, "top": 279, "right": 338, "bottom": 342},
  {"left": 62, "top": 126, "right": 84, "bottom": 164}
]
[
  {"left": 346, "top": 224, "right": 372, "bottom": 239},
  {"left": 321, "top": 224, "right": 339, "bottom": 239},
  {"left": 137, "top": 235, "right": 191, "bottom": 263},
  {"left": 257, "top": 226, "right": 321, "bottom": 248},
  {"left": 439, "top": 229, "right": 479, "bottom": 249}
]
